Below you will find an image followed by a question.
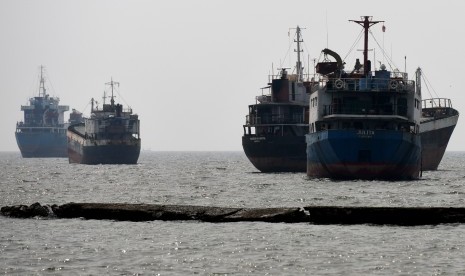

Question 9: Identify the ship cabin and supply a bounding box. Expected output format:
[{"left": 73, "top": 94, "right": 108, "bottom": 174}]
[
  {"left": 19, "top": 95, "right": 69, "bottom": 127},
  {"left": 243, "top": 68, "right": 314, "bottom": 137},
  {"left": 84, "top": 102, "right": 140, "bottom": 141},
  {"left": 309, "top": 64, "right": 422, "bottom": 135},
  {"left": 16, "top": 95, "right": 69, "bottom": 136},
  {"left": 68, "top": 109, "right": 84, "bottom": 125}
]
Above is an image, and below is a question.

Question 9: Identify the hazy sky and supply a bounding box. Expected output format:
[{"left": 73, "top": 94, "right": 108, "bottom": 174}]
[{"left": 1, "top": 0, "right": 464, "bottom": 151}]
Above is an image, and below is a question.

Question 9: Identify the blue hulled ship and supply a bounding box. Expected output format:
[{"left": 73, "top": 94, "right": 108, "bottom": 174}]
[
  {"left": 306, "top": 16, "right": 422, "bottom": 180},
  {"left": 15, "top": 66, "right": 70, "bottom": 158}
]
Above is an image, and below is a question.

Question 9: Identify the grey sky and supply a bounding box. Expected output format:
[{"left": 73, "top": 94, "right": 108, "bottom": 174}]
[{"left": 1, "top": 0, "right": 463, "bottom": 151}]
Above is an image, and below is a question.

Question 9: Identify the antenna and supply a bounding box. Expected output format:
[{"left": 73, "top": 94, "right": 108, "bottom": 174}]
[
  {"left": 39, "top": 65, "right": 46, "bottom": 97},
  {"left": 307, "top": 54, "right": 310, "bottom": 80},
  {"left": 313, "top": 58, "right": 316, "bottom": 76},
  {"left": 292, "top": 25, "right": 305, "bottom": 82},
  {"left": 382, "top": 23, "right": 386, "bottom": 64},
  {"left": 270, "top": 62, "right": 274, "bottom": 83},
  {"left": 404, "top": 56, "right": 407, "bottom": 75}
]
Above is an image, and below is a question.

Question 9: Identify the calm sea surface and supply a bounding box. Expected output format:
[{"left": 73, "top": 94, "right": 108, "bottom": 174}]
[{"left": 1, "top": 151, "right": 465, "bottom": 275}]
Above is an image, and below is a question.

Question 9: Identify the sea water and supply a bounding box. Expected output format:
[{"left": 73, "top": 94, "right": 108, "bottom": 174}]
[{"left": 1, "top": 151, "right": 465, "bottom": 275}]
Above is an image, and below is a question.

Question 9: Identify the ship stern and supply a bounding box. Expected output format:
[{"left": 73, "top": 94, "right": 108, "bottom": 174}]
[{"left": 306, "top": 129, "right": 421, "bottom": 180}]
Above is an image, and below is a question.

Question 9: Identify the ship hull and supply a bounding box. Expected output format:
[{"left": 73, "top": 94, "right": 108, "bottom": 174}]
[
  {"left": 306, "top": 130, "right": 421, "bottom": 180},
  {"left": 68, "top": 143, "right": 141, "bottom": 165},
  {"left": 15, "top": 130, "right": 67, "bottom": 158},
  {"left": 242, "top": 135, "right": 306, "bottom": 172},
  {"left": 420, "top": 114, "right": 458, "bottom": 170},
  {"left": 67, "top": 126, "right": 140, "bottom": 165},
  {"left": 242, "top": 112, "right": 457, "bottom": 174}
]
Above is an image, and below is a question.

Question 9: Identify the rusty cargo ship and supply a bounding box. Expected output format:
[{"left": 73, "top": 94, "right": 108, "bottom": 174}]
[{"left": 67, "top": 79, "right": 141, "bottom": 164}]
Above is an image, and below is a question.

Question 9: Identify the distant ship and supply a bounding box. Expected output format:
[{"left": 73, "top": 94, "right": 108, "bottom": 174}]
[
  {"left": 15, "top": 66, "right": 70, "bottom": 158},
  {"left": 420, "top": 97, "right": 459, "bottom": 170},
  {"left": 306, "top": 16, "right": 422, "bottom": 180},
  {"left": 67, "top": 79, "right": 141, "bottom": 164},
  {"left": 242, "top": 26, "right": 312, "bottom": 172}
]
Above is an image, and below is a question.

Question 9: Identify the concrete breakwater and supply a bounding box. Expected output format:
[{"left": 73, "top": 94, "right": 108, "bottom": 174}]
[{"left": 2, "top": 202, "right": 465, "bottom": 225}]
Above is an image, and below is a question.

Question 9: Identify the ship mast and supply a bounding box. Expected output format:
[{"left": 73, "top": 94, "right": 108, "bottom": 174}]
[
  {"left": 39, "top": 65, "right": 46, "bottom": 97},
  {"left": 415, "top": 67, "right": 422, "bottom": 95},
  {"left": 105, "top": 78, "right": 119, "bottom": 109},
  {"left": 294, "top": 26, "right": 304, "bottom": 82},
  {"left": 349, "top": 16, "right": 384, "bottom": 76}
]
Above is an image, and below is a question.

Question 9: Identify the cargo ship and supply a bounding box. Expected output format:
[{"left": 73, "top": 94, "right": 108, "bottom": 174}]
[
  {"left": 67, "top": 79, "right": 141, "bottom": 164},
  {"left": 420, "top": 97, "right": 459, "bottom": 170},
  {"left": 242, "top": 26, "right": 312, "bottom": 172},
  {"left": 15, "top": 66, "right": 70, "bottom": 158},
  {"left": 306, "top": 16, "right": 422, "bottom": 180}
]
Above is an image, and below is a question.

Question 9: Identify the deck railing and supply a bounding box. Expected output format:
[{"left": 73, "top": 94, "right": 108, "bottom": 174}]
[
  {"left": 323, "top": 103, "right": 408, "bottom": 117},
  {"left": 421, "top": 98, "right": 453, "bottom": 109},
  {"left": 421, "top": 98, "right": 458, "bottom": 118},
  {"left": 323, "top": 78, "right": 415, "bottom": 92},
  {"left": 246, "top": 113, "right": 306, "bottom": 125}
]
